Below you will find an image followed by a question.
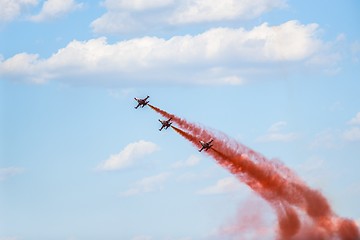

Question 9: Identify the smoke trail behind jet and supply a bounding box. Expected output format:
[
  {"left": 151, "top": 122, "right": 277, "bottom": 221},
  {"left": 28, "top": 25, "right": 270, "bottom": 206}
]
[{"left": 149, "top": 104, "right": 359, "bottom": 240}]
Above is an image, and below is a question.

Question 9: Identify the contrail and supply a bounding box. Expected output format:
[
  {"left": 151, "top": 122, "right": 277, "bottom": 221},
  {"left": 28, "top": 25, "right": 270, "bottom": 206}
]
[{"left": 150, "top": 104, "right": 359, "bottom": 240}]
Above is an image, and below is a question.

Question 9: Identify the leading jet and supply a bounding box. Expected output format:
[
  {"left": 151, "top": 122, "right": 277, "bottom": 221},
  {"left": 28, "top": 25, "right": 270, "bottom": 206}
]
[
  {"left": 198, "top": 139, "right": 213, "bottom": 152},
  {"left": 134, "top": 96, "right": 149, "bottom": 109},
  {"left": 158, "top": 118, "right": 173, "bottom": 131}
]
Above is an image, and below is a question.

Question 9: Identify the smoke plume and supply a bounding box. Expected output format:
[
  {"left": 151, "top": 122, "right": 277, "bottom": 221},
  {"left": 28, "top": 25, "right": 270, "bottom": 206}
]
[{"left": 149, "top": 104, "right": 359, "bottom": 240}]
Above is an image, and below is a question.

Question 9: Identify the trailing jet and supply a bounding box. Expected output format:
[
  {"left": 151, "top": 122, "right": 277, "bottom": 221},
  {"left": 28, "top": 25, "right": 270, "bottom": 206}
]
[
  {"left": 134, "top": 96, "right": 149, "bottom": 109},
  {"left": 158, "top": 118, "right": 173, "bottom": 131},
  {"left": 199, "top": 139, "right": 213, "bottom": 152}
]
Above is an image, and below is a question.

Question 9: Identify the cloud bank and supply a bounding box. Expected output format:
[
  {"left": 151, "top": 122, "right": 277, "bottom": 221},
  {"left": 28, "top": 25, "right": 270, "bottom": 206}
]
[{"left": 1, "top": 20, "right": 327, "bottom": 86}]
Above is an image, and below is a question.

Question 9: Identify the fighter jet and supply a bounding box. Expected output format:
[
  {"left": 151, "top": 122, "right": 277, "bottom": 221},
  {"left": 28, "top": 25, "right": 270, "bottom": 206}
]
[
  {"left": 158, "top": 118, "right": 173, "bottom": 131},
  {"left": 198, "top": 139, "right": 213, "bottom": 152},
  {"left": 134, "top": 96, "right": 149, "bottom": 109}
]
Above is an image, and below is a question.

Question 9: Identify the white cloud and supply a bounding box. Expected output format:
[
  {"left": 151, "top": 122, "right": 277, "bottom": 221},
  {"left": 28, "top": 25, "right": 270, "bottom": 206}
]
[
  {"left": 103, "top": 0, "right": 173, "bottom": 11},
  {"left": 172, "top": 155, "right": 201, "bottom": 168},
  {"left": 339, "top": 113, "right": 360, "bottom": 142},
  {"left": 170, "top": 0, "right": 286, "bottom": 24},
  {"left": 305, "top": 32, "right": 345, "bottom": 76},
  {"left": 97, "top": 140, "right": 158, "bottom": 171},
  {"left": 30, "top": 0, "right": 82, "bottom": 22},
  {"left": 197, "top": 177, "right": 242, "bottom": 195},
  {"left": 91, "top": 12, "right": 141, "bottom": 34},
  {"left": 92, "top": 0, "right": 285, "bottom": 34},
  {"left": 0, "top": 0, "right": 38, "bottom": 22},
  {"left": 257, "top": 132, "right": 298, "bottom": 142},
  {"left": 176, "top": 167, "right": 214, "bottom": 182},
  {"left": 256, "top": 121, "right": 298, "bottom": 142},
  {"left": 310, "top": 130, "right": 338, "bottom": 149},
  {"left": 298, "top": 156, "right": 325, "bottom": 172},
  {"left": 122, "top": 172, "right": 170, "bottom": 196},
  {"left": 342, "top": 127, "right": 360, "bottom": 142},
  {"left": 347, "top": 112, "right": 360, "bottom": 125},
  {"left": 268, "top": 121, "right": 287, "bottom": 132},
  {"left": 91, "top": 0, "right": 173, "bottom": 34},
  {"left": 0, "top": 21, "right": 325, "bottom": 86},
  {"left": 0, "top": 167, "right": 24, "bottom": 181}
]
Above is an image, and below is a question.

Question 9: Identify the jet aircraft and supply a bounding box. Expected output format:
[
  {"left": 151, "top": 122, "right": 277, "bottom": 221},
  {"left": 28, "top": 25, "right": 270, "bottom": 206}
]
[
  {"left": 158, "top": 118, "right": 173, "bottom": 131},
  {"left": 199, "top": 139, "right": 214, "bottom": 152},
  {"left": 134, "top": 96, "right": 149, "bottom": 109}
]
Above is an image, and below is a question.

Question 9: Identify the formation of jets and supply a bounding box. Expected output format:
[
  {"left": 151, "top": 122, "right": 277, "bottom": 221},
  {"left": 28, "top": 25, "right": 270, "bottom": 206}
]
[{"left": 134, "top": 95, "right": 214, "bottom": 152}]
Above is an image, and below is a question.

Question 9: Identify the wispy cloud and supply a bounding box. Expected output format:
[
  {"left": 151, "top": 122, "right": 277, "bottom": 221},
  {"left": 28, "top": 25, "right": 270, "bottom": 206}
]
[
  {"left": 342, "top": 113, "right": 360, "bottom": 142},
  {"left": 310, "top": 130, "right": 339, "bottom": 149},
  {"left": 122, "top": 172, "right": 171, "bottom": 196},
  {"left": 0, "top": 167, "right": 24, "bottom": 181},
  {"left": 96, "top": 140, "right": 159, "bottom": 171},
  {"left": 256, "top": 121, "right": 298, "bottom": 142},
  {"left": 297, "top": 156, "right": 325, "bottom": 173},
  {"left": 197, "top": 177, "right": 242, "bottom": 195},
  {"left": 30, "top": 0, "right": 83, "bottom": 22},
  {"left": 172, "top": 155, "right": 201, "bottom": 169},
  {"left": 347, "top": 112, "right": 360, "bottom": 125},
  {"left": 310, "top": 113, "right": 360, "bottom": 147},
  {"left": 342, "top": 127, "right": 360, "bottom": 142}
]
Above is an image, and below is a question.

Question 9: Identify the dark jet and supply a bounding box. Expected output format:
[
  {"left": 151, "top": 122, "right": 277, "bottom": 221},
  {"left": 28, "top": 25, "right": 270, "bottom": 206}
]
[
  {"left": 134, "top": 96, "right": 149, "bottom": 109},
  {"left": 199, "top": 139, "right": 213, "bottom": 152},
  {"left": 158, "top": 118, "right": 173, "bottom": 131}
]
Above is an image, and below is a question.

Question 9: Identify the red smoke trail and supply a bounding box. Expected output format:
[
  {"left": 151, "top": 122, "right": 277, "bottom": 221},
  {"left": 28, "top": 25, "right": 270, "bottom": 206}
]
[{"left": 150, "top": 105, "right": 359, "bottom": 240}]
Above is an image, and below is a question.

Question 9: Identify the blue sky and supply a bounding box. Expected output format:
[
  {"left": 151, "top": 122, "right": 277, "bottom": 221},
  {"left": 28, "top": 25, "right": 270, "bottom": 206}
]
[{"left": 1, "top": 0, "right": 360, "bottom": 239}]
